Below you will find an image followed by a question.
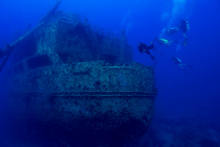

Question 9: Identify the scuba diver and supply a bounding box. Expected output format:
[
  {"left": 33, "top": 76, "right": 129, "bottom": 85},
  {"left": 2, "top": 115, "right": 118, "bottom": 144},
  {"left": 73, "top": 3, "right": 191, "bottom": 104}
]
[
  {"left": 138, "top": 41, "right": 155, "bottom": 60},
  {"left": 0, "top": 44, "right": 14, "bottom": 59},
  {"left": 157, "top": 38, "right": 180, "bottom": 46},
  {"left": 167, "top": 19, "right": 189, "bottom": 46},
  {"left": 172, "top": 57, "right": 193, "bottom": 73}
]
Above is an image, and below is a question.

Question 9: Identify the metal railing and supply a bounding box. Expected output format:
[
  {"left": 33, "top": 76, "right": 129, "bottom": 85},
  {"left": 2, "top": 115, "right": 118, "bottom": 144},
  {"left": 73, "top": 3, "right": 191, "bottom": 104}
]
[
  {"left": 9, "top": 91, "right": 156, "bottom": 99},
  {"left": 59, "top": 12, "right": 120, "bottom": 39}
]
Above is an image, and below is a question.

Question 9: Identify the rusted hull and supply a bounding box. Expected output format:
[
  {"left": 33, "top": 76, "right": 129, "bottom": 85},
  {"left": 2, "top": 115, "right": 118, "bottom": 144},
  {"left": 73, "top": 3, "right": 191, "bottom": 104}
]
[{"left": 7, "top": 61, "right": 156, "bottom": 146}]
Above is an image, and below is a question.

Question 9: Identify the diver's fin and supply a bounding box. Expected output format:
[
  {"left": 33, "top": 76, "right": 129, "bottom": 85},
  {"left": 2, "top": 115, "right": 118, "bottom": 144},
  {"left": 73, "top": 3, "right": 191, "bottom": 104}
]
[
  {"left": 152, "top": 37, "right": 158, "bottom": 42},
  {"left": 187, "top": 64, "right": 193, "bottom": 69}
]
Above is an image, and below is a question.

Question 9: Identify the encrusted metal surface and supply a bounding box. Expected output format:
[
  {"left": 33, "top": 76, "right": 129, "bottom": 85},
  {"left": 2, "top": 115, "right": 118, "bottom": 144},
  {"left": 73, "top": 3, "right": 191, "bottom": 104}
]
[
  {"left": 5, "top": 11, "right": 157, "bottom": 147},
  {"left": 9, "top": 91, "right": 156, "bottom": 98}
]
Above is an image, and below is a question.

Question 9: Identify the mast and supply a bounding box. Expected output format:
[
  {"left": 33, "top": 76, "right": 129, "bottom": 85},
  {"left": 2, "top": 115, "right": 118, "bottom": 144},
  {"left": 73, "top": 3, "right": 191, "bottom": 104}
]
[{"left": 0, "top": 0, "right": 62, "bottom": 73}]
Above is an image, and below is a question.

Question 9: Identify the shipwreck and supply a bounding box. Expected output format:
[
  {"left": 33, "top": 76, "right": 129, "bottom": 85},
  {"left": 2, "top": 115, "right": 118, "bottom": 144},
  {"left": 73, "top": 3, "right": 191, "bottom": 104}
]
[{"left": 1, "top": 1, "right": 157, "bottom": 146}]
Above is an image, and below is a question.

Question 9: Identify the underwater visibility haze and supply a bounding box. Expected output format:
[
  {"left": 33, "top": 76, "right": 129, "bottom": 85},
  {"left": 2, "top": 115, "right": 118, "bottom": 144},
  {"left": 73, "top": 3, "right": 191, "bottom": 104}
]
[{"left": 0, "top": 0, "right": 220, "bottom": 146}]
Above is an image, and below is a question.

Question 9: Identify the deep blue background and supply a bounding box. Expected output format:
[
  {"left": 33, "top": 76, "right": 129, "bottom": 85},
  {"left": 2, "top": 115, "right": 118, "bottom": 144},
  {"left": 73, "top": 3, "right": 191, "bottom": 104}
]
[{"left": 0, "top": 0, "right": 220, "bottom": 146}]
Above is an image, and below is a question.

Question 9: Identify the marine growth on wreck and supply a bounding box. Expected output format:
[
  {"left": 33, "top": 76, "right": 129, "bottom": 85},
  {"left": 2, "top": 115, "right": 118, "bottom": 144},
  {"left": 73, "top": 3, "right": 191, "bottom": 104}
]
[{"left": 3, "top": 1, "right": 157, "bottom": 147}]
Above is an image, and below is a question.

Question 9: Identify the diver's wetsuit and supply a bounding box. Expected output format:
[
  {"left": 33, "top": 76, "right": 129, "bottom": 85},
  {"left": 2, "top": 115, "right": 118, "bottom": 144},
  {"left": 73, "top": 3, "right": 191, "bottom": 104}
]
[
  {"left": 138, "top": 42, "right": 155, "bottom": 60},
  {"left": 167, "top": 27, "right": 179, "bottom": 35},
  {"left": 138, "top": 43, "right": 154, "bottom": 55},
  {"left": 179, "top": 20, "right": 188, "bottom": 34},
  {"left": 167, "top": 19, "right": 189, "bottom": 35},
  {"left": 158, "top": 39, "right": 180, "bottom": 46}
]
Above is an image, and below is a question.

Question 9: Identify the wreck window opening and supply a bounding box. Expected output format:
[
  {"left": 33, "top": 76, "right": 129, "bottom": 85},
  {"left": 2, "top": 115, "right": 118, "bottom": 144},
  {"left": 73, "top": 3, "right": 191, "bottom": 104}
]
[{"left": 27, "top": 55, "right": 53, "bottom": 69}]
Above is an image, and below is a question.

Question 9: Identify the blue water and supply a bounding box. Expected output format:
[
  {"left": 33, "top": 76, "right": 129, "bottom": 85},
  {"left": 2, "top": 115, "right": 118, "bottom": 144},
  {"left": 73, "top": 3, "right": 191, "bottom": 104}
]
[{"left": 0, "top": 0, "right": 220, "bottom": 146}]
